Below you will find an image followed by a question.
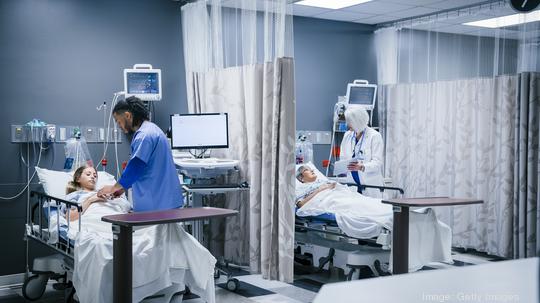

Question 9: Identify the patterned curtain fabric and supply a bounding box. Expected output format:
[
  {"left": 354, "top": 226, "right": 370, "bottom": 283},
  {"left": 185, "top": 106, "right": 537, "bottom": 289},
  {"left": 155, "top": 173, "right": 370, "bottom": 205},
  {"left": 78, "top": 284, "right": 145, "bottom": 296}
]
[
  {"left": 181, "top": 0, "right": 295, "bottom": 281},
  {"left": 185, "top": 58, "right": 296, "bottom": 281},
  {"left": 375, "top": 1, "right": 540, "bottom": 259},
  {"left": 381, "top": 74, "right": 539, "bottom": 258}
]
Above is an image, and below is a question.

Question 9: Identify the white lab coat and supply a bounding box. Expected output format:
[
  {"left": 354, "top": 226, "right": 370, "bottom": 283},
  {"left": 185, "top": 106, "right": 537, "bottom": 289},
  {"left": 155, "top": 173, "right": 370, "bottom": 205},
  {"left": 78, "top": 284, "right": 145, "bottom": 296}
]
[{"left": 339, "top": 127, "right": 384, "bottom": 197}]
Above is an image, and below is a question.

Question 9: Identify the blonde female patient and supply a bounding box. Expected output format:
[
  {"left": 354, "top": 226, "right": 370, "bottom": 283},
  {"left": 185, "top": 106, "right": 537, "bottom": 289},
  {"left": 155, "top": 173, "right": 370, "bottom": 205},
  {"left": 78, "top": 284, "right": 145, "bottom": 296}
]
[
  {"left": 65, "top": 166, "right": 118, "bottom": 221},
  {"left": 60, "top": 165, "right": 218, "bottom": 303},
  {"left": 61, "top": 165, "right": 131, "bottom": 237}
]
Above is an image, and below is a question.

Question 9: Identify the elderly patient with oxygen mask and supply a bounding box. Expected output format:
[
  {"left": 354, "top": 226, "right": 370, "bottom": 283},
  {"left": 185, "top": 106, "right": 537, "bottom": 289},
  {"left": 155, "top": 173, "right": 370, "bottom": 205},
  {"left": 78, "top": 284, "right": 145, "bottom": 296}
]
[{"left": 56, "top": 165, "right": 217, "bottom": 303}]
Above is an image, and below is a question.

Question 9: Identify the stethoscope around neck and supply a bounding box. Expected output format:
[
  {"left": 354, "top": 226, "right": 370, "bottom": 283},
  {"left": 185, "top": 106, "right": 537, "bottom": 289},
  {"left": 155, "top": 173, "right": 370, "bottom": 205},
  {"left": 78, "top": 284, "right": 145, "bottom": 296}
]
[{"left": 351, "top": 131, "right": 365, "bottom": 158}]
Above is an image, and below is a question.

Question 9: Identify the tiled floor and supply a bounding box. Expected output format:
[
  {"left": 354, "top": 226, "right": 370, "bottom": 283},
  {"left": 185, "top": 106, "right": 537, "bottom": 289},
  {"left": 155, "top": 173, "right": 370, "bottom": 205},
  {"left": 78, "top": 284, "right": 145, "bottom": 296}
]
[{"left": 0, "top": 250, "right": 501, "bottom": 303}]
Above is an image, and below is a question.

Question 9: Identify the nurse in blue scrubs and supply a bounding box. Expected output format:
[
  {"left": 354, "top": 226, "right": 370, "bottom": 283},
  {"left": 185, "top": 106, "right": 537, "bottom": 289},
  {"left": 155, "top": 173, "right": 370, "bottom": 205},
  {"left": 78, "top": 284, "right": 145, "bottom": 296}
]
[{"left": 97, "top": 97, "right": 182, "bottom": 211}]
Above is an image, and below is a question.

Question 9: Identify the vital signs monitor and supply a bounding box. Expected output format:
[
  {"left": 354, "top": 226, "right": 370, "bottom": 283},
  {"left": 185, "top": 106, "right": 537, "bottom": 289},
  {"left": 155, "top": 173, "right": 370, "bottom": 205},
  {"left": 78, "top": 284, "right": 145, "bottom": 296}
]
[
  {"left": 124, "top": 64, "right": 162, "bottom": 101},
  {"left": 345, "top": 80, "right": 377, "bottom": 110}
]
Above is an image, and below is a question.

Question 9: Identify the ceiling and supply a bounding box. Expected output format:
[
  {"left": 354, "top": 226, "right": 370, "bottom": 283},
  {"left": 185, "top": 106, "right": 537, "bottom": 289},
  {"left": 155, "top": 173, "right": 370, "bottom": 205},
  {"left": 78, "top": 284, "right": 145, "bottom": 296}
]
[{"left": 220, "top": 0, "right": 540, "bottom": 39}]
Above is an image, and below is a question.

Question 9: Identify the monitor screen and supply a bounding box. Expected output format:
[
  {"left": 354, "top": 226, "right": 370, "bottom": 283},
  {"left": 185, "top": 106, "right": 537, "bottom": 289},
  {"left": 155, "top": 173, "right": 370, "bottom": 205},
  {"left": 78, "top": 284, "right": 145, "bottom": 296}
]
[
  {"left": 170, "top": 113, "right": 229, "bottom": 149},
  {"left": 348, "top": 86, "right": 376, "bottom": 106},
  {"left": 126, "top": 72, "right": 159, "bottom": 94},
  {"left": 124, "top": 66, "right": 162, "bottom": 101}
]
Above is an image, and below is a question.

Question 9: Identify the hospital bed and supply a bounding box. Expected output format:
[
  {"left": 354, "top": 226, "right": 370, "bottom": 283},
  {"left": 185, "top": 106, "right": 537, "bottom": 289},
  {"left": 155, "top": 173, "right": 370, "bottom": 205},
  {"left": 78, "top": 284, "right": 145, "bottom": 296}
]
[
  {"left": 23, "top": 168, "right": 237, "bottom": 303},
  {"left": 294, "top": 183, "right": 404, "bottom": 280},
  {"left": 24, "top": 190, "right": 192, "bottom": 302}
]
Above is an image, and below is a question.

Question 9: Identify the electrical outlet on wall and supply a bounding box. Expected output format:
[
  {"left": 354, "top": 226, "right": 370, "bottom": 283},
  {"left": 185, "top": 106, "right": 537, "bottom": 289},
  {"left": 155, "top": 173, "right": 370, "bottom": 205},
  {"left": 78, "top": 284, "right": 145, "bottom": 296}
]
[
  {"left": 11, "top": 125, "right": 26, "bottom": 142},
  {"left": 46, "top": 125, "right": 56, "bottom": 141},
  {"left": 59, "top": 127, "right": 67, "bottom": 141}
]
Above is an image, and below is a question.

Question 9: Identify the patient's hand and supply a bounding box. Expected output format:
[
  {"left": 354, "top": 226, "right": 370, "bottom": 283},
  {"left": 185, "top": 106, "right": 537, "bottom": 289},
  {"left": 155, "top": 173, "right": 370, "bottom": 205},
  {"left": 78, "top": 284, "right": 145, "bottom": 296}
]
[
  {"left": 322, "top": 183, "right": 336, "bottom": 191},
  {"left": 86, "top": 193, "right": 107, "bottom": 204}
]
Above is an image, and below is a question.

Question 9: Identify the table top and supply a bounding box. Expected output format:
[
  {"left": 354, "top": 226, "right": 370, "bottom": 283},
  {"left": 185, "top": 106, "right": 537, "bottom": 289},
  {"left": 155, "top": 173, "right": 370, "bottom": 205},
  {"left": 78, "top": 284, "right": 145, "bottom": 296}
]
[
  {"left": 382, "top": 197, "right": 483, "bottom": 207},
  {"left": 102, "top": 207, "right": 238, "bottom": 227},
  {"left": 314, "top": 258, "right": 538, "bottom": 303}
]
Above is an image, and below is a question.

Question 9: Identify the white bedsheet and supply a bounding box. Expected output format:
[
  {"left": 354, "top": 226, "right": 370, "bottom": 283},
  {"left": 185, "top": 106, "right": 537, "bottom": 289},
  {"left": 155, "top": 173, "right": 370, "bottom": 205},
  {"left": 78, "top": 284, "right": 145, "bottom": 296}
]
[
  {"left": 70, "top": 200, "right": 216, "bottom": 303},
  {"left": 296, "top": 184, "right": 452, "bottom": 271}
]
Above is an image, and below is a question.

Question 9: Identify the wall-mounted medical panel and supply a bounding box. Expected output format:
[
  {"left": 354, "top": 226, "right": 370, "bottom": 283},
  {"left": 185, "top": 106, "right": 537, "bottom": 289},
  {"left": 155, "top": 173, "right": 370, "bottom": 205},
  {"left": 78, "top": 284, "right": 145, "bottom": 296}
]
[
  {"left": 11, "top": 125, "right": 122, "bottom": 143},
  {"left": 296, "top": 130, "right": 332, "bottom": 145}
]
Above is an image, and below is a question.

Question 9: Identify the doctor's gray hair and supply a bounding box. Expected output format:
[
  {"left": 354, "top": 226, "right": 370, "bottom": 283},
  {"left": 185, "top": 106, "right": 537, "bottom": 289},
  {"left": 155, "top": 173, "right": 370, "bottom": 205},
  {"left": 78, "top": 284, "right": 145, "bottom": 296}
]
[
  {"left": 113, "top": 96, "right": 149, "bottom": 127},
  {"left": 345, "top": 107, "right": 369, "bottom": 133}
]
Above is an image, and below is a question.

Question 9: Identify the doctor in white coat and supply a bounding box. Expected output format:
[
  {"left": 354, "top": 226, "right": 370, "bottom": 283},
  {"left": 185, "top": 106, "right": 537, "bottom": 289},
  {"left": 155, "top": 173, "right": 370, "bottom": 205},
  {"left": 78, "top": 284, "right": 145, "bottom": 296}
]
[{"left": 339, "top": 107, "right": 384, "bottom": 197}]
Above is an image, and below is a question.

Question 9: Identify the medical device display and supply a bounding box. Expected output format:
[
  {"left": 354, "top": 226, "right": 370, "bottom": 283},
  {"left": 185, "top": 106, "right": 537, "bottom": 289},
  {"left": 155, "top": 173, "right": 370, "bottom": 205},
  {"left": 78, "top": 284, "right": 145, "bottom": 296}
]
[
  {"left": 123, "top": 64, "right": 162, "bottom": 101},
  {"left": 345, "top": 79, "right": 377, "bottom": 110},
  {"left": 170, "top": 113, "right": 229, "bottom": 149}
]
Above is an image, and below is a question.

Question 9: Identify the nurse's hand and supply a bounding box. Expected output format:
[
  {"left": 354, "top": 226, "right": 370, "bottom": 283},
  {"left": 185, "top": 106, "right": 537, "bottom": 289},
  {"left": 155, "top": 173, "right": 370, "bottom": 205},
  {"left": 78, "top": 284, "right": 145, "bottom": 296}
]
[
  {"left": 97, "top": 184, "right": 124, "bottom": 200},
  {"left": 347, "top": 160, "right": 365, "bottom": 172}
]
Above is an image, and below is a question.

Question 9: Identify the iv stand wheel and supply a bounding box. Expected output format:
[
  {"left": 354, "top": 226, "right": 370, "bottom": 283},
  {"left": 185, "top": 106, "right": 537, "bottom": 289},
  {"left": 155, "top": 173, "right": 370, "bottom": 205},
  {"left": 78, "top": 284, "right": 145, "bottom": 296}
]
[{"left": 226, "top": 278, "right": 239, "bottom": 292}]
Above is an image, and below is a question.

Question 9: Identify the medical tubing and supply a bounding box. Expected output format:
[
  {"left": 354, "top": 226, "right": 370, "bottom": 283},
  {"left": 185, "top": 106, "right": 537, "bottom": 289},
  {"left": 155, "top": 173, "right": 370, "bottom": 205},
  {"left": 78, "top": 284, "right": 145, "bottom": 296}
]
[
  {"left": 96, "top": 92, "right": 122, "bottom": 170},
  {"left": 1, "top": 132, "right": 45, "bottom": 200},
  {"left": 19, "top": 144, "right": 28, "bottom": 167},
  {"left": 114, "top": 124, "right": 120, "bottom": 179},
  {"left": 326, "top": 104, "right": 340, "bottom": 176}
]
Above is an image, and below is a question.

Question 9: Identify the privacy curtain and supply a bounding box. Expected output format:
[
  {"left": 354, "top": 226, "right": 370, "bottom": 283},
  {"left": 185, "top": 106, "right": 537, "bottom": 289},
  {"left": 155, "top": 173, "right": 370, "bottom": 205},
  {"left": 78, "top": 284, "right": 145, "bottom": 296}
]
[
  {"left": 514, "top": 73, "right": 540, "bottom": 258},
  {"left": 181, "top": 0, "right": 295, "bottom": 282},
  {"left": 375, "top": 1, "right": 540, "bottom": 258}
]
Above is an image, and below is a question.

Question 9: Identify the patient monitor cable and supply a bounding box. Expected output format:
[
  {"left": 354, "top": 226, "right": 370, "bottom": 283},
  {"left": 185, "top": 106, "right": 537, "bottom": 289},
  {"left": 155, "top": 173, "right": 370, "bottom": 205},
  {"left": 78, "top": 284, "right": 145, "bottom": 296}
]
[
  {"left": 96, "top": 92, "right": 123, "bottom": 179},
  {"left": 0, "top": 128, "right": 45, "bottom": 200}
]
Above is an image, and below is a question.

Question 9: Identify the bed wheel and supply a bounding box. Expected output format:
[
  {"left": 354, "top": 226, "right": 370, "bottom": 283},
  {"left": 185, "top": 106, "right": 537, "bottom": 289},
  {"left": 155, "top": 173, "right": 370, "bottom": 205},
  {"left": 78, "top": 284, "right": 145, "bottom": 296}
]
[
  {"left": 22, "top": 274, "right": 48, "bottom": 301},
  {"left": 226, "top": 278, "right": 239, "bottom": 292}
]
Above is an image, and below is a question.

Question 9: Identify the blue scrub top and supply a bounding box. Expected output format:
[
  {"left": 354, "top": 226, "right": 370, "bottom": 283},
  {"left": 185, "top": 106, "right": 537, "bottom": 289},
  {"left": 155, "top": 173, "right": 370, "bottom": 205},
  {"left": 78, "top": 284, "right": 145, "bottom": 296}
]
[{"left": 130, "top": 121, "right": 182, "bottom": 212}]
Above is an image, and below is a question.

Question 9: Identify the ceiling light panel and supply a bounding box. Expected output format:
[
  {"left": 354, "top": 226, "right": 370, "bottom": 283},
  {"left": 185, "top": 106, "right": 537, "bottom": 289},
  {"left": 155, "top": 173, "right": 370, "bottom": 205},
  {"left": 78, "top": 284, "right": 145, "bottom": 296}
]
[
  {"left": 464, "top": 10, "right": 540, "bottom": 28},
  {"left": 295, "top": 0, "right": 371, "bottom": 10}
]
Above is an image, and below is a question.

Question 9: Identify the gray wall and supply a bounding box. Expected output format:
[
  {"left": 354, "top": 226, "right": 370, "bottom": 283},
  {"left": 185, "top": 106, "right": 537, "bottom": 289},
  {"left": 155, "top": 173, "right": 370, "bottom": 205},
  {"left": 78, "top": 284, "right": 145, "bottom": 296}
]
[
  {"left": 0, "top": 0, "right": 187, "bottom": 276},
  {"left": 293, "top": 17, "right": 377, "bottom": 170}
]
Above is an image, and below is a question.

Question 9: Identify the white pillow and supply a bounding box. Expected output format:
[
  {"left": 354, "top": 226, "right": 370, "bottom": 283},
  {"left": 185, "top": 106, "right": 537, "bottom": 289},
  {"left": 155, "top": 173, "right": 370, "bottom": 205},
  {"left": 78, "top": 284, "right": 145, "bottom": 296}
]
[{"left": 35, "top": 167, "right": 116, "bottom": 197}]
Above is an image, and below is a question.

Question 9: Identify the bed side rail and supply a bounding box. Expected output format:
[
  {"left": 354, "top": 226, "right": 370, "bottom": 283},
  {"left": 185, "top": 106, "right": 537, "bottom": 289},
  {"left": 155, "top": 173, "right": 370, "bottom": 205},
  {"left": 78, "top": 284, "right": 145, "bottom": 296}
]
[
  {"left": 28, "top": 191, "right": 82, "bottom": 257},
  {"left": 343, "top": 183, "right": 404, "bottom": 195},
  {"left": 30, "top": 191, "right": 82, "bottom": 210}
]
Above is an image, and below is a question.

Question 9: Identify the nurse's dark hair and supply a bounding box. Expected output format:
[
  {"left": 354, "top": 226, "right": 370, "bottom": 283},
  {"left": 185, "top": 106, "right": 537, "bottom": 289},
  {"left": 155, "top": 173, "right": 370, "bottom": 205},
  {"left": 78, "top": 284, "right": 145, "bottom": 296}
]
[{"left": 113, "top": 96, "right": 149, "bottom": 127}]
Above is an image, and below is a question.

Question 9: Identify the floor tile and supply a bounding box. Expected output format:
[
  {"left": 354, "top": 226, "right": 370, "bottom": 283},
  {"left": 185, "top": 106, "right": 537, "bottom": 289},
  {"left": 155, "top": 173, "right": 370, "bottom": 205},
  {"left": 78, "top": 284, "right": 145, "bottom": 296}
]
[{"left": 250, "top": 294, "right": 304, "bottom": 303}]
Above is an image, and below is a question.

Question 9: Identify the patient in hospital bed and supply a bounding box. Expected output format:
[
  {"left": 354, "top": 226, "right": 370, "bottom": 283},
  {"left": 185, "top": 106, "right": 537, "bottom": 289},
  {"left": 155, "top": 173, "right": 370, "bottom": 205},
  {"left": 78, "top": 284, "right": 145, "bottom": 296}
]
[
  {"left": 295, "top": 164, "right": 453, "bottom": 271},
  {"left": 296, "top": 165, "right": 393, "bottom": 239},
  {"left": 55, "top": 165, "right": 217, "bottom": 303},
  {"left": 63, "top": 165, "right": 129, "bottom": 222}
]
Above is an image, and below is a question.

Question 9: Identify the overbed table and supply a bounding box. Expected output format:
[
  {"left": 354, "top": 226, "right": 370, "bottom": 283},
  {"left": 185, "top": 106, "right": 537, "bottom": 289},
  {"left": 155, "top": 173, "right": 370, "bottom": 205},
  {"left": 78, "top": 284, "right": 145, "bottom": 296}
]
[
  {"left": 381, "top": 197, "right": 483, "bottom": 274},
  {"left": 102, "top": 207, "right": 238, "bottom": 303}
]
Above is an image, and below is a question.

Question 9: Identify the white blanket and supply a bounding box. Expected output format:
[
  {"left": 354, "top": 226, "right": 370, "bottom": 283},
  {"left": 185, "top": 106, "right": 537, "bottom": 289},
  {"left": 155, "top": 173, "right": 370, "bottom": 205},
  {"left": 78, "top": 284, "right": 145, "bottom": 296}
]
[
  {"left": 296, "top": 184, "right": 452, "bottom": 271},
  {"left": 70, "top": 199, "right": 217, "bottom": 303}
]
